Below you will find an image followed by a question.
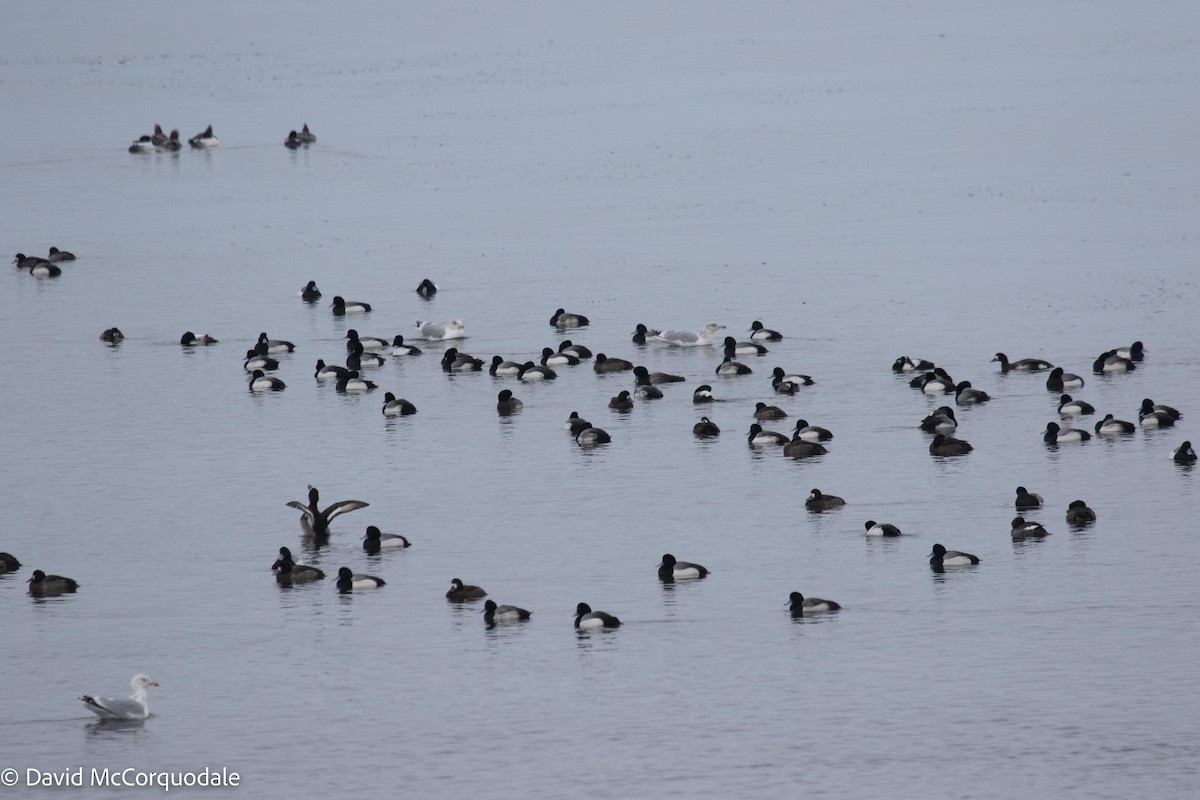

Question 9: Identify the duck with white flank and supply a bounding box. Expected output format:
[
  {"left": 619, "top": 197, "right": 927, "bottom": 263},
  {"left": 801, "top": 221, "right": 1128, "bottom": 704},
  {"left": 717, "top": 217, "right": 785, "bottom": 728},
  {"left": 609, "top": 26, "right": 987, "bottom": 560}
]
[
  {"left": 658, "top": 553, "right": 709, "bottom": 581},
  {"left": 992, "top": 352, "right": 1053, "bottom": 372},
  {"left": 574, "top": 603, "right": 621, "bottom": 629},
  {"left": 789, "top": 592, "right": 840, "bottom": 616}
]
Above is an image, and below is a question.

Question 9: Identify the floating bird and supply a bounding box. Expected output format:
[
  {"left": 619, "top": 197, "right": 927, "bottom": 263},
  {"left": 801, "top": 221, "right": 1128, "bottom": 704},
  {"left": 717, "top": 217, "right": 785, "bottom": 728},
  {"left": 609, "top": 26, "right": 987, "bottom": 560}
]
[
  {"left": 928, "top": 544, "right": 979, "bottom": 568},
  {"left": 1174, "top": 441, "right": 1197, "bottom": 464},
  {"left": 80, "top": 675, "right": 158, "bottom": 720},
  {"left": 919, "top": 406, "right": 957, "bottom": 434},
  {"left": 441, "top": 348, "right": 483, "bottom": 372},
  {"left": 249, "top": 370, "right": 286, "bottom": 392},
  {"left": 299, "top": 280, "right": 322, "bottom": 301},
  {"left": 754, "top": 402, "right": 787, "bottom": 420},
  {"left": 865, "top": 520, "right": 902, "bottom": 537},
  {"left": 363, "top": 525, "right": 410, "bottom": 552},
  {"left": 564, "top": 412, "right": 592, "bottom": 436},
  {"left": 446, "top": 578, "right": 487, "bottom": 601},
  {"left": 335, "top": 370, "right": 376, "bottom": 393},
  {"left": 161, "top": 129, "right": 182, "bottom": 151},
  {"left": 1139, "top": 399, "right": 1181, "bottom": 428},
  {"left": 550, "top": 308, "right": 589, "bottom": 328},
  {"left": 608, "top": 390, "right": 634, "bottom": 411},
  {"left": 345, "top": 330, "right": 386, "bottom": 352},
  {"left": 771, "top": 367, "right": 814, "bottom": 392},
  {"left": 558, "top": 340, "right": 592, "bottom": 359},
  {"left": 258, "top": 332, "right": 295, "bottom": 353},
  {"left": 783, "top": 432, "right": 827, "bottom": 458},
  {"left": 574, "top": 602, "right": 621, "bottom": 629},
  {"left": 723, "top": 336, "right": 767, "bottom": 356},
  {"left": 1046, "top": 367, "right": 1084, "bottom": 392},
  {"left": 1094, "top": 414, "right": 1135, "bottom": 435},
  {"left": 518, "top": 362, "right": 557, "bottom": 382},
  {"left": 331, "top": 296, "right": 372, "bottom": 315},
  {"left": 27, "top": 569, "right": 79, "bottom": 596},
  {"left": 793, "top": 419, "right": 833, "bottom": 441},
  {"left": 297, "top": 124, "right": 316, "bottom": 144},
  {"left": 1066, "top": 500, "right": 1097, "bottom": 525},
  {"left": 541, "top": 347, "right": 579, "bottom": 367},
  {"left": 417, "top": 319, "right": 466, "bottom": 341},
  {"left": 188, "top": 125, "right": 218, "bottom": 148},
  {"left": 391, "top": 335, "right": 422, "bottom": 356},
  {"left": 284, "top": 130, "right": 302, "bottom": 149},
  {"left": 1114, "top": 341, "right": 1146, "bottom": 361},
  {"left": 692, "top": 416, "right": 721, "bottom": 437},
  {"left": 497, "top": 389, "right": 524, "bottom": 415},
  {"left": 128, "top": 135, "right": 154, "bottom": 153},
  {"left": 634, "top": 365, "right": 685, "bottom": 384},
  {"left": 929, "top": 433, "right": 973, "bottom": 455},
  {"left": 315, "top": 359, "right": 350, "bottom": 382},
  {"left": 271, "top": 547, "right": 325, "bottom": 584},
  {"left": 747, "top": 423, "right": 789, "bottom": 447},
  {"left": 631, "top": 323, "right": 660, "bottom": 345},
  {"left": 415, "top": 278, "right": 438, "bottom": 297},
  {"left": 180, "top": 331, "right": 217, "bottom": 346},
  {"left": 954, "top": 381, "right": 991, "bottom": 404},
  {"left": 716, "top": 355, "right": 753, "bottom": 376},
  {"left": 1093, "top": 350, "right": 1135, "bottom": 374},
  {"left": 693, "top": 384, "right": 716, "bottom": 404},
  {"left": 992, "top": 352, "right": 1053, "bottom": 372},
  {"left": 805, "top": 488, "right": 845, "bottom": 511},
  {"left": 1044, "top": 422, "right": 1091, "bottom": 443},
  {"left": 0, "top": 552, "right": 20, "bottom": 574},
  {"left": 593, "top": 353, "right": 634, "bottom": 373},
  {"left": 789, "top": 592, "right": 840, "bottom": 616},
  {"left": 100, "top": 327, "right": 125, "bottom": 344},
  {"left": 651, "top": 322, "right": 726, "bottom": 347},
  {"left": 1015, "top": 486, "right": 1043, "bottom": 509},
  {"left": 1058, "top": 394, "right": 1095, "bottom": 416},
  {"left": 749, "top": 320, "right": 783, "bottom": 341},
  {"left": 243, "top": 349, "right": 279, "bottom": 372},
  {"left": 485, "top": 354, "right": 518, "bottom": 378},
  {"left": 336, "top": 567, "right": 385, "bottom": 592},
  {"left": 47, "top": 246, "right": 76, "bottom": 262},
  {"left": 659, "top": 553, "right": 709, "bottom": 581},
  {"left": 484, "top": 599, "right": 531, "bottom": 626},
  {"left": 1011, "top": 516, "right": 1050, "bottom": 540},
  {"left": 576, "top": 426, "right": 612, "bottom": 445},
  {"left": 893, "top": 356, "right": 935, "bottom": 372},
  {"left": 381, "top": 392, "right": 417, "bottom": 417},
  {"left": 285, "top": 486, "right": 368, "bottom": 537}
]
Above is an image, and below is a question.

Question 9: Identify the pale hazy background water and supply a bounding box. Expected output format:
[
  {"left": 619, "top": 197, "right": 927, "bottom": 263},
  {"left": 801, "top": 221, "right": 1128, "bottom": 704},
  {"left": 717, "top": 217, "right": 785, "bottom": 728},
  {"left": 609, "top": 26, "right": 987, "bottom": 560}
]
[{"left": 2, "top": 2, "right": 1199, "bottom": 797}]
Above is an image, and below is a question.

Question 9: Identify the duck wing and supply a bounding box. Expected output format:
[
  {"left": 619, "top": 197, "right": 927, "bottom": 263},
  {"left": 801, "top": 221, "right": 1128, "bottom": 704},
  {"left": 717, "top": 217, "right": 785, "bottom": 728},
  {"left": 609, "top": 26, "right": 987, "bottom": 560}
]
[{"left": 321, "top": 500, "right": 369, "bottom": 522}]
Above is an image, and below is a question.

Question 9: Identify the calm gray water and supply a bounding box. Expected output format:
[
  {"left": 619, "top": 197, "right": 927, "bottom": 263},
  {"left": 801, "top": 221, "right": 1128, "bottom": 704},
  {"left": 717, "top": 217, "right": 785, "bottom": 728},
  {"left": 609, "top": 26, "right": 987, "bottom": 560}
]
[{"left": 3, "top": 2, "right": 1199, "bottom": 797}]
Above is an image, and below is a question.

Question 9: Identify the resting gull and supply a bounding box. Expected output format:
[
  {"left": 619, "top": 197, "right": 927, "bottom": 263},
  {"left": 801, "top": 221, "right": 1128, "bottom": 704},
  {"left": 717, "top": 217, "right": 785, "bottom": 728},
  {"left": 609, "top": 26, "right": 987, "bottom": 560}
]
[{"left": 80, "top": 674, "right": 158, "bottom": 720}]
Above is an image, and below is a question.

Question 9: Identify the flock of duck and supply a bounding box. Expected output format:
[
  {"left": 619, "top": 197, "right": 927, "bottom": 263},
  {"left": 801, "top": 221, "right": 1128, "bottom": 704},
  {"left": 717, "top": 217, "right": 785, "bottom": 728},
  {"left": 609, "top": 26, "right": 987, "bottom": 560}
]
[
  {"left": 126, "top": 122, "right": 316, "bottom": 153},
  {"left": 7, "top": 256, "right": 1195, "bottom": 717}
]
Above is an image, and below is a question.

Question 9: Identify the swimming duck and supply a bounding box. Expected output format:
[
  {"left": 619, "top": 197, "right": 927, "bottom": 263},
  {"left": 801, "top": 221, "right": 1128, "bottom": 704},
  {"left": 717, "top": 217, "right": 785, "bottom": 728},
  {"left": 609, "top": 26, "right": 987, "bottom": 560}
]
[
  {"left": 1174, "top": 441, "right": 1198, "bottom": 464},
  {"left": 692, "top": 416, "right": 721, "bottom": 437},
  {"left": 331, "top": 296, "right": 372, "bottom": 315},
  {"left": 693, "top": 384, "right": 716, "bottom": 404},
  {"left": 908, "top": 368, "right": 953, "bottom": 389},
  {"left": 558, "top": 340, "right": 592, "bottom": 359},
  {"left": 243, "top": 349, "right": 279, "bottom": 372},
  {"left": 631, "top": 323, "right": 660, "bottom": 345},
  {"left": 788, "top": 592, "right": 840, "bottom": 615},
  {"left": 1114, "top": 341, "right": 1146, "bottom": 361},
  {"left": 391, "top": 335, "right": 422, "bottom": 356},
  {"left": 346, "top": 343, "right": 385, "bottom": 370},
  {"left": 100, "top": 327, "right": 125, "bottom": 344},
  {"left": 574, "top": 603, "right": 621, "bottom": 629},
  {"left": 497, "top": 389, "right": 524, "bottom": 415},
  {"left": 754, "top": 402, "right": 787, "bottom": 420},
  {"left": 954, "top": 381, "right": 991, "bottom": 404},
  {"left": 749, "top": 320, "right": 783, "bottom": 342},
  {"left": 722, "top": 336, "right": 768, "bottom": 356},
  {"left": 783, "top": 433, "right": 827, "bottom": 458},
  {"left": 593, "top": 353, "right": 634, "bottom": 373},
  {"left": 915, "top": 369, "right": 955, "bottom": 394},
  {"left": 575, "top": 427, "right": 612, "bottom": 445},
  {"left": 0, "top": 552, "right": 21, "bottom": 574},
  {"left": 446, "top": 578, "right": 487, "bottom": 601},
  {"left": 634, "top": 365, "right": 686, "bottom": 384},
  {"left": 297, "top": 123, "right": 316, "bottom": 144},
  {"left": 992, "top": 352, "right": 1053, "bottom": 372},
  {"left": 1138, "top": 399, "right": 1181, "bottom": 428},
  {"left": 335, "top": 370, "right": 377, "bottom": 393},
  {"left": 27, "top": 569, "right": 79, "bottom": 596},
  {"left": 805, "top": 488, "right": 845, "bottom": 511},
  {"left": 363, "top": 525, "right": 411, "bottom": 552},
  {"left": 345, "top": 330, "right": 386, "bottom": 352},
  {"left": 609, "top": 390, "right": 634, "bottom": 410},
  {"left": 128, "top": 135, "right": 154, "bottom": 153},
  {"left": 415, "top": 278, "right": 438, "bottom": 297},
  {"left": 541, "top": 347, "right": 579, "bottom": 367},
  {"left": 747, "top": 423, "right": 789, "bottom": 447},
  {"left": 1043, "top": 422, "right": 1091, "bottom": 443},
  {"left": 47, "top": 246, "right": 76, "bottom": 262},
  {"left": 381, "top": 392, "right": 417, "bottom": 417},
  {"left": 284, "top": 130, "right": 302, "bottom": 149},
  {"left": 1046, "top": 367, "right": 1084, "bottom": 392},
  {"left": 1010, "top": 516, "right": 1050, "bottom": 540},
  {"left": 188, "top": 124, "right": 219, "bottom": 148},
  {"left": 716, "top": 356, "right": 753, "bottom": 376},
  {"left": 489, "top": 355, "right": 522, "bottom": 376},
  {"left": 299, "top": 280, "right": 322, "bottom": 301},
  {"left": 80, "top": 675, "right": 158, "bottom": 721},
  {"left": 285, "top": 486, "right": 368, "bottom": 537},
  {"left": 271, "top": 547, "right": 325, "bottom": 584},
  {"left": 441, "top": 348, "right": 483, "bottom": 372},
  {"left": 550, "top": 308, "right": 589, "bottom": 328},
  {"left": 336, "top": 567, "right": 385, "bottom": 592},
  {"left": 1094, "top": 414, "right": 1135, "bottom": 435},
  {"left": 658, "top": 553, "right": 709, "bottom": 581},
  {"left": 416, "top": 319, "right": 466, "bottom": 340},
  {"left": 771, "top": 367, "right": 815, "bottom": 391},
  {"left": 249, "top": 370, "right": 286, "bottom": 391},
  {"left": 919, "top": 406, "right": 957, "bottom": 433},
  {"left": 864, "top": 521, "right": 902, "bottom": 537},
  {"left": 651, "top": 322, "right": 726, "bottom": 347},
  {"left": 928, "top": 543, "right": 980, "bottom": 568},
  {"left": 151, "top": 124, "right": 168, "bottom": 147},
  {"left": 518, "top": 362, "right": 557, "bottom": 382},
  {"left": 1093, "top": 350, "right": 1135, "bottom": 374},
  {"left": 1058, "top": 394, "right": 1095, "bottom": 416},
  {"left": 929, "top": 433, "right": 973, "bottom": 455},
  {"left": 28, "top": 260, "right": 62, "bottom": 278},
  {"left": 315, "top": 359, "right": 350, "bottom": 382},
  {"left": 1066, "top": 500, "right": 1097, "bottom": 525},
  {"left": 1014, "top": 486, "right": 1043, "bottom": 509},
  {"left": 258, "top": 332, "right": 296, "bottom": 353},
  {"left": 793, "top": 420, "right": 833, "bottom": 441},
  {"left": 564, "top": 412, "right": 592, "bottom": 436},
  {"left": 180, "top": 331, "right": 217, "bottom": 346},
  {"left": 161, "top": 129, "right": 182, "bottom": 151},
  {"left": 483, "top": 599, "right": 531, "bottom": 626},
  {"left": 892, "top": 356, "right": 935, "bottom": 372}
]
